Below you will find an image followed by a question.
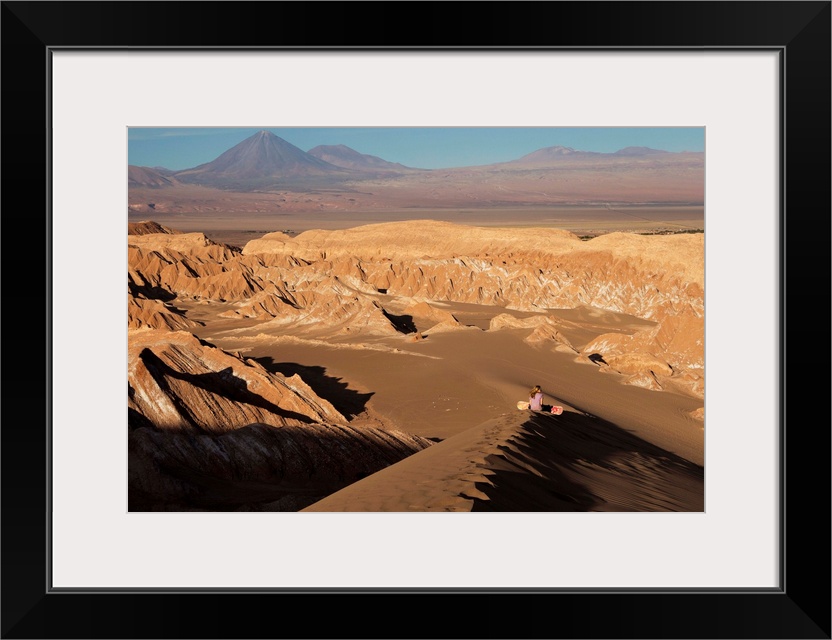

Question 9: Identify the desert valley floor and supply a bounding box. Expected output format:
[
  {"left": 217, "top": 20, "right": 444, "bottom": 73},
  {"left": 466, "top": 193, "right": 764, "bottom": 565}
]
[
  {"left": 129, "top": 203, "right": 704, "bottom": 248},
  {"left": 127, "top": 213, "right": 705, "bottom": 512}
]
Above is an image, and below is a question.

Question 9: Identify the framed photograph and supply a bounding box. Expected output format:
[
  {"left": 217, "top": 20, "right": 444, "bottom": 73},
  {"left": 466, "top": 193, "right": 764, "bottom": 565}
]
[{"left": 3, "top": 1, "right": 829, "bottom": 638}]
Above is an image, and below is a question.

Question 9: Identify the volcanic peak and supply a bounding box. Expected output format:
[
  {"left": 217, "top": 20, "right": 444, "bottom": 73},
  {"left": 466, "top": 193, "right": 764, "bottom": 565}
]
[
  {"left": 173, "top": 130, "right": 341, "bottom": 185},
  {"left": 511, "top": 145, "right": 596, "bottom": 163}
]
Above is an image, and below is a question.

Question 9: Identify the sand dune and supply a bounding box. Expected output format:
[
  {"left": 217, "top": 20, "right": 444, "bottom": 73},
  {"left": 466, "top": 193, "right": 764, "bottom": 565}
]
[{"left": 304, "top": 410, "right": 703, "bottom": 512}]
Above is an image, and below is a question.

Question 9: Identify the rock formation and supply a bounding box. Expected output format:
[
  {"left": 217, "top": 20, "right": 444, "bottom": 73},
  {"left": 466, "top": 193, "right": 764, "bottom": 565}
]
[
  {"left": 129, "top": 421, "right": 435, "bottom": 511},
  {"left": 241, "top": 221, "right": 703, "bottom": 392},
  {"left": 128, "top": 329, "right": 347, "bottom": 430},
  {"left": 489, "top": 312, "right": 579, "bottom": 351},
  {"left": 128, "top": 219, "right": 181, "bottom": 235},
  {"left": 128, "top": 295, "right": 202, "bottom": 331},
  {"left": 129, "top": 220, "right": 704, "bottom": 395}
]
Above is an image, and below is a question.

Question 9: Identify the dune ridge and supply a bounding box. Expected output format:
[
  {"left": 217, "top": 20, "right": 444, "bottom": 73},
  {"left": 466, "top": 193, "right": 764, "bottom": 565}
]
[{"left": 304, "top": 410, "right": 703, "bottom": 512}]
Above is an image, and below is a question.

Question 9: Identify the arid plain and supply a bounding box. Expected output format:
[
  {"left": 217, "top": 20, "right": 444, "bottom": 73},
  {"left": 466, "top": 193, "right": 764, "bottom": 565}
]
[{"left": 128, "top": 131, "right": 705, "bottom": 512}]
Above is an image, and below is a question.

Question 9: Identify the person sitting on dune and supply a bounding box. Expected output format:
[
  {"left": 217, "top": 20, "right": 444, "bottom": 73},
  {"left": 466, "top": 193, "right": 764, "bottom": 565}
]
[
  {"left": 528, "top": 385, "right": 564, "bottom": 415},
  {"left": 529, "top": 385, "right": 544, "bottom": 411}
]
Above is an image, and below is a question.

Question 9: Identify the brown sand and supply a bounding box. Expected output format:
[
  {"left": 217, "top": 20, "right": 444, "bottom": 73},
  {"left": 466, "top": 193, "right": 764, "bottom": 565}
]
[
  {"left": 303, "top": 411, "right": 703, "bottom": 512},
  {"left": 185, "top": 298, "right": 704, "bottom": 512}
]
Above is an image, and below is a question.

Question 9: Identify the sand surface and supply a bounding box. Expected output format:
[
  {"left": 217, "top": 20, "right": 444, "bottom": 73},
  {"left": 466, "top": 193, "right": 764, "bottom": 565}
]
[{"left": 180, "top": 296, "right": 704, "bottom": 511}]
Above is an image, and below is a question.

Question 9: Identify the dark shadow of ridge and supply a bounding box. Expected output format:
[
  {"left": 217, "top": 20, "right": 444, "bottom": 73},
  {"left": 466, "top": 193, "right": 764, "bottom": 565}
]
[
  {"left": 129, "top": 422, "right": 427, "bottom": 512},
  {"left": 128, "top": 280, "right": 176, "bottom": 302},
  {"left": 252, "top": 357, "right": 373, "bottom": 420},
  {"left": 381, "top": 310, "right": 417, "bottom": 334},
  {"left": 470, "top": 411, "right": 704, "bottom": 512}
]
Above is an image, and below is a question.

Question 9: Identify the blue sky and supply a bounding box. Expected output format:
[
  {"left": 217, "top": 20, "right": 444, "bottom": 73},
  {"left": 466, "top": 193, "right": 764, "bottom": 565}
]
[{"left": 128, "top": 127, "right": 704, "bottom": 171}]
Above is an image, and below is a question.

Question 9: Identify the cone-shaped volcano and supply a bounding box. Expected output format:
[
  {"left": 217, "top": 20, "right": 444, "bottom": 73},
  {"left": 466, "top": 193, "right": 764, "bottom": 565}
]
[{"left": 174, "top": 130, "right": 346, "bottom": 188}]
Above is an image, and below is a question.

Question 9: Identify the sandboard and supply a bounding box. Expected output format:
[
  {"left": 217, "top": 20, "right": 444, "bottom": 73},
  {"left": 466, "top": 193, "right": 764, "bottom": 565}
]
[{"left": 518, "top": 401, "right": 563, "bottom": 414}]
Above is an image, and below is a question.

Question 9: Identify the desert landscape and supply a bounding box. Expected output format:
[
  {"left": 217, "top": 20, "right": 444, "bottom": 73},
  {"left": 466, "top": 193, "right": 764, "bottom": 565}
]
[{"left": 128, "top": 128, "right": 705, "bottom": 512}]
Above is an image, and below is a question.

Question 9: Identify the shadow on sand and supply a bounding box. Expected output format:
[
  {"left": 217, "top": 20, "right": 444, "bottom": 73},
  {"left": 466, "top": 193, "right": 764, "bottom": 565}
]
[
  {"left": 253, "top": 357, "right": 374, "bottom": 420},
  {"left": 471, "top": 411, "right": 704, "bottom": 512},
  {"left": 381, "top": 310, "right": 417, "bottom": 334}
]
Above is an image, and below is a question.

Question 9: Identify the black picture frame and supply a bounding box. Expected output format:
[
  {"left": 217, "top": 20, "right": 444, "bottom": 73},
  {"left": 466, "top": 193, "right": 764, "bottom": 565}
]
[{"left": 2, "top": 1, "right": 829, "bottom": 638}]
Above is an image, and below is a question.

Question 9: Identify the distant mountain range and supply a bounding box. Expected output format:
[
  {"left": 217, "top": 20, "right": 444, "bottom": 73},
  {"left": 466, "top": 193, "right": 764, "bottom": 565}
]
[
  {"left": 128, "top": 130, "right": 699, "bottom": 191},
  {"left": 128, "top": 165, "right": 179, "bottom": 189},
  {"left": 307, "top": 144, "right": 411, "bottom": 172},
  {"left": 510, "top": 145, "right": 672, "bottom": 164}
]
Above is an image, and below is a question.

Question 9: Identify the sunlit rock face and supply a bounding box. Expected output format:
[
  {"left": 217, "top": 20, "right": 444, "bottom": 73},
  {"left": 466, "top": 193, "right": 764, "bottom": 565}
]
[
  {"left": 240, "top": 221, "right": 703, "bottom": 395},
  {"left": 128, "top": 329, "right": 347, "bottom": 431},
  {"left": 128, "top": 294, "right": 203, "bottom": 331},
  {"left": 130, "top": 220, "right": 704, "bottom": 397}
]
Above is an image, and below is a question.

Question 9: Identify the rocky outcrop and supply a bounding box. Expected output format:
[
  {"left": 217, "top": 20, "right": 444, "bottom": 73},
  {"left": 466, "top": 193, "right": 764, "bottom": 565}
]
[
  {"left": 489, "top": 313, "right": 579, "bottom": 352},
  {"left": 128, "top": 294, "right": 202, "bottom": 331},
  {"left": 582, "top": 311, "right": 703, "bottom": 395},
  {"left": 128, "top": 329, "right": 346, "bottom": 431},
  {"left": 128, "top": 235, "right": 256, "bottom": 301},
  {"left": 242, "top": 221, "right": 702, "bottom": 321},
  {"left": 130, "top": 221, "right": 704, "bottom": 395},
  {"left": 128, "top": 220, "right": 181, "bottom": 235},
  {"left": 404, "top": 300, "right": 459, "bottom": 325},
  {"left": 129, "top": 421, "right": 435, "bottom": 511},
  {"left": 423, "top": 320, "right": 478, "bottom": 336},
  {"left": 243, "top": 221, "right": 702, "bottom": 286}
]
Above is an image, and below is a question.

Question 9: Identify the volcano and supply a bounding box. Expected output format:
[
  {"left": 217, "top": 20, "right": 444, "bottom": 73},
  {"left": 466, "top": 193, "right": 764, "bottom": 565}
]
[
  {"left": 307, "top": 144, "right": 412, "bottom": 172},
  {"left": 510, "top": 145, "right": 600, "bottom": 164},
  {"left": 173, "top": 130, "right": 348, "bottom": 189}
]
